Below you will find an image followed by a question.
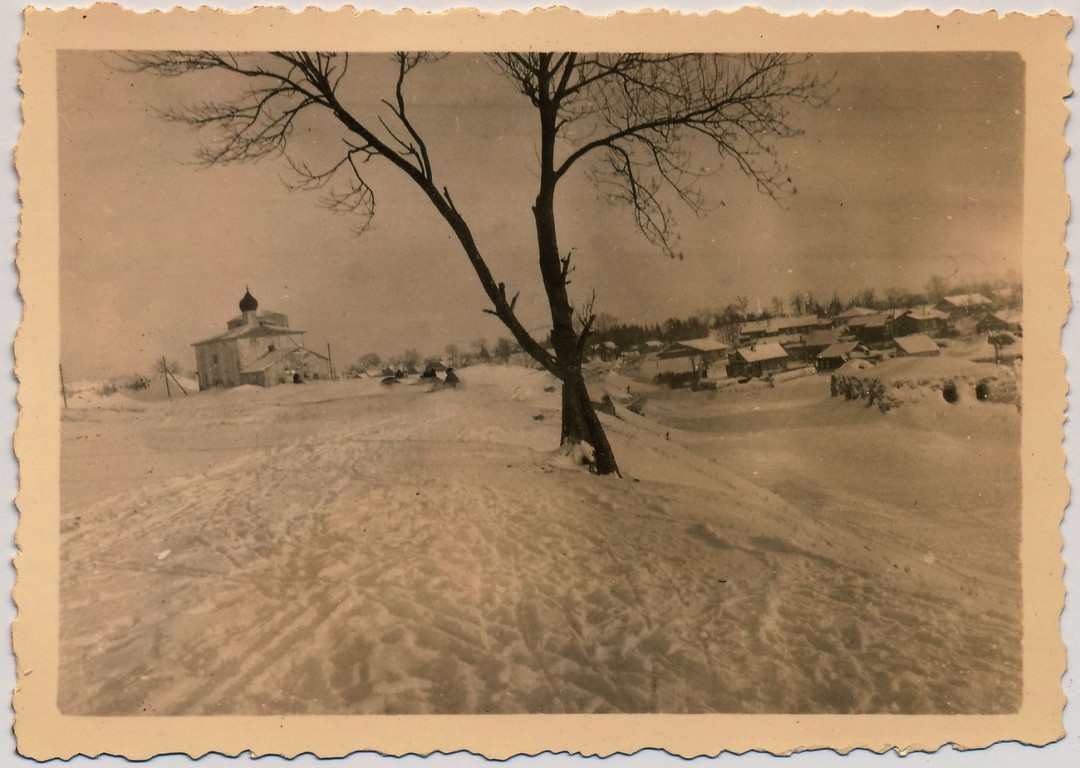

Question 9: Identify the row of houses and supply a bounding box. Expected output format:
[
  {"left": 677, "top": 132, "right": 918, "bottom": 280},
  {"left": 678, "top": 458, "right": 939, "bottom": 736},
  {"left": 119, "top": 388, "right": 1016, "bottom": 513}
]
[
  {"left": 589, "top": 293, "right": 1016, "bottom": 365},
  {"left": 648, "top": 330, "right": 946, "bottom": 382},
  {"left": 649, "top": 301, "right": 1022, "bottom": 382}
]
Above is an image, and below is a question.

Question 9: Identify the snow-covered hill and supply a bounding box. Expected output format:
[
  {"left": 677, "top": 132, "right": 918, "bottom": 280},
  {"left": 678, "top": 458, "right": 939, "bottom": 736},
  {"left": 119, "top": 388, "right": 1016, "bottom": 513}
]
[{"left": 59, "top": 365, "right": 1021, "bottom": 715}]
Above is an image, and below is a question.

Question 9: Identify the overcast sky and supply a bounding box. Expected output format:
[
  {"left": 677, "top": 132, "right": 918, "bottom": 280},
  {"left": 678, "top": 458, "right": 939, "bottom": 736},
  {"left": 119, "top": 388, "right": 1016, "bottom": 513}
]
[{"left": 58, "top": 50, "right": 1023, "bottom": 378}]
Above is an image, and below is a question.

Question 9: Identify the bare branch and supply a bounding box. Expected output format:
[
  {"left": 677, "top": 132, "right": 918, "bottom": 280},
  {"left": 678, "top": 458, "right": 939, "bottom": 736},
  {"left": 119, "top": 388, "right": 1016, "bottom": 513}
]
[
  {"left": 574, "top": 289, "right": 598, "bottom": 357},
  {"left": 488, "top": 52, "right": 829, "bottom": 256}
]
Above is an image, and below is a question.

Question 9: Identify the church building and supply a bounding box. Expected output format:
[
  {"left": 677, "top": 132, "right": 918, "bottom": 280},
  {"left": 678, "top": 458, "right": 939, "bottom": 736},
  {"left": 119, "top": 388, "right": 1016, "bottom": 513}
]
[{"left": 192, "top": 288, "right": 332, "bottom": 390}]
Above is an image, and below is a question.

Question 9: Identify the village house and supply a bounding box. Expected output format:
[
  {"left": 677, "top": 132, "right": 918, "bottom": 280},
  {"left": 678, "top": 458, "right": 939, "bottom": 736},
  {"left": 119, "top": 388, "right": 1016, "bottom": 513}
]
[
  {"left": 727, "top": 340, "right": 789, "bottom": 378},
  {"left": 936, "top": 293, "right": 993, "bottom": 316},
  {"left": 891, "top": 306, "right": 951, "bottom": 337},
  {"left": 657, "top": 337, "right": 731, "bottom": 377},
  {"left": 976, "top": 309, "right": 1023, "bottom": 335},
  {"left": 815, "top": 340, "right": 871, "bottom": 371},
  {"left": 784, "top": 327, "right": 843, "bottom": 364},
  {"left": 831, "top": 306, "right": 876, "bottom": 327},
  {"left": 892, "top": 333, "right": 941, "bottom": 357},
  {"left": 846, "top": 312, "right": 894, "bottom": 345},
  {"left": 737, "top": 314, "right": 829, "bottom": 345},
  {"left": 192, "top": 288, "right": 332, "bottom": 390}
]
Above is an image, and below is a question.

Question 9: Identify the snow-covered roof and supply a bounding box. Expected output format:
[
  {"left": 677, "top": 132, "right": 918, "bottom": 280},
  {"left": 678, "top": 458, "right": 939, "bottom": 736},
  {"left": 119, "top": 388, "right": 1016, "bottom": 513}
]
[
  {"left": 193, "top": 323, "right": 302, "bottom": 347},
  {"left": 804, "top": 328, "right": 843, "bottom": 347},
  {"left": 658, "top": 338, "right": 731, "bottom": 359},
  {"left": 680, "top": 338, "right": 731, "bottom": 353},
  {"left": 837, "top": 306, "right": 876, "bottom": 318},
  {"left": 898, "top": 306, "right": 949, "bottom": 321},
  {"left": 846, "top": 312, "right": 892, "bottom": 328},
  {"left": 940, "top": 293, "right": 992, "bottom": 308},
  {"left": 817, "top": 340, "right": 861, "bottom": 360},
  {"left": 734, "top": 340, "right": 789, "bottom": 363},
  {"left": 986, "top": 309, "right": 1022, "bottom": 325},
  {"left": 893, "top": 334, "right": 940, "bottom": 356}
]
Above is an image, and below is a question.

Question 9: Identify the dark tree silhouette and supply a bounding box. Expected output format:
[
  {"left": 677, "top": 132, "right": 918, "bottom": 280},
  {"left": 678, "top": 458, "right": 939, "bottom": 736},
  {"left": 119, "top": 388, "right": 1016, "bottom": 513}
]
[{"left": 124, "top": 51, "right": 825, "bottom": 475}]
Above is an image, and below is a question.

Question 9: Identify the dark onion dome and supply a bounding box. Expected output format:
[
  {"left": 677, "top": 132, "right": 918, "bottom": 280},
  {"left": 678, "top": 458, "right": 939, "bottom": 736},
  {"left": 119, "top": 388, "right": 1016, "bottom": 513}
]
[{"left": 239, "top": 287, "right": 258, "bottom": 313}]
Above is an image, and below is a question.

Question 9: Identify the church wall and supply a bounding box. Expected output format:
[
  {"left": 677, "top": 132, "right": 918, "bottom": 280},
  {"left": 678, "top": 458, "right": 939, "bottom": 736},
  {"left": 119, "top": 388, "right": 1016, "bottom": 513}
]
[{"left": 194, "top": 340, "right": 243, "bottom": 390}]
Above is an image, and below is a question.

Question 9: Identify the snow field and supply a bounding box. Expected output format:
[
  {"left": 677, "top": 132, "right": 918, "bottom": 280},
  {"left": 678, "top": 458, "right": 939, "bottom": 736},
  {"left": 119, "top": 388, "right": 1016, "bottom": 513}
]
[{"left": 59, "top": 365, "right": 1021, "bottom": 714}]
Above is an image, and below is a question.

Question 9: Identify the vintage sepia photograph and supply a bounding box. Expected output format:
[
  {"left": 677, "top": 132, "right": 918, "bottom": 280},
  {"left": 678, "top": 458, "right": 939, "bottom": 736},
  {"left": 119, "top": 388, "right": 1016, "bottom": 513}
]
[
  {"left": 14, "top": 6, "right": 1070, "bottom": 761},
  {"left": 56, "top": 46, "right": 1026, "bottom": 715}
]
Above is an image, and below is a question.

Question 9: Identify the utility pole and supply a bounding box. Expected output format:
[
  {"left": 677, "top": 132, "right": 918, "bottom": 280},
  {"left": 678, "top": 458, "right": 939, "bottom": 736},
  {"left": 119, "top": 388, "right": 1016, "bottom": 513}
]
[
  {"left": 327, "top": 343, "right": 334, "bottom": 380},
  {"left": 162, "top": 356, "right": 172, "bottom": 400},
  {"left": 59, "top": 364, "right": 68, "bottom": 409}
]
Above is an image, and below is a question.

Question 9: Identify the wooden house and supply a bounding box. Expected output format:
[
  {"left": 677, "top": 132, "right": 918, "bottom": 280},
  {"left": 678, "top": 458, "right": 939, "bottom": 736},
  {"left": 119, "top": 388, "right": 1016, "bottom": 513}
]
[
  {"left": 658, "top": 338, "right": 731, "bottom": 377},
  {"left": 846, "top": 312, "right": 894, "bottom": 345},
  {"left": 727, "top": 340, "right": 789, "bottom": 378},
  {"left": 787, "top": 327, "right": 844, "bottom": 363},
  {"left": 976, "top": 309, "right": 1023, "bottom": 335},
  {"left": 892, "top": 306, "right": 950, "bottom": 337},
  {"left": 832, "top": 306, "right": 876, "bottom": 327},
  {"left": 815, "top": 340, "right": 870, "bottom": 371},
  {"left": 936, "top": 293, "right": 993, "bottom": 316},
  {"left": 737, "top": 314, "right": 828, "bottom": 345}
]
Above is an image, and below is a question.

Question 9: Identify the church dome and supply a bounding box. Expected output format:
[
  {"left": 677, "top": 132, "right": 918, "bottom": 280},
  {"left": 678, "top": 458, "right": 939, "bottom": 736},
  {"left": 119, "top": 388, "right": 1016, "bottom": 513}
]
[{"left": 239, "top": 288, "right": 259, "bottom": 313}]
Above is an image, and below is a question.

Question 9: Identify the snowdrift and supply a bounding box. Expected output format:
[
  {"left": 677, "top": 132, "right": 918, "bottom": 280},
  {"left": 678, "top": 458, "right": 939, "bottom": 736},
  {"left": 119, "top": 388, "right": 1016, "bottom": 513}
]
[{"left": 831, "top": 356, "right": 1019, "bottom": 411}]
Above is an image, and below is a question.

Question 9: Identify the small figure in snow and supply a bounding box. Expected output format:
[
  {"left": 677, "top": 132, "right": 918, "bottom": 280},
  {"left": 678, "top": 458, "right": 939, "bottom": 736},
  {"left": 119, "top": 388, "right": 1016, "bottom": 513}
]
[{"left": 444, "top": 368, "right": 460, "bottom": 388}]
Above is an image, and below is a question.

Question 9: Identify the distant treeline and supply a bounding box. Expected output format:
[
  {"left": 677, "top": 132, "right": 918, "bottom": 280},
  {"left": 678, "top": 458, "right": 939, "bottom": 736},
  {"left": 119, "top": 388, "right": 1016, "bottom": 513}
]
[{"left": 591, "top": 273, "right": 1021, "bottom": 349}]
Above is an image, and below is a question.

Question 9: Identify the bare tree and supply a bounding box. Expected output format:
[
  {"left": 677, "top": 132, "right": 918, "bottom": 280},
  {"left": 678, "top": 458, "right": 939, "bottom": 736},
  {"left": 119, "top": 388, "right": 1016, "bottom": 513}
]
[
  {"left": 591, "top": 312, "right": 620, "bottom": 334},
  {"left": 472, "top": 337, "right": 491, "bottom": 363},
  {"left": 925, "top": 274, "right": 949, "bottom": 305},
  {"left": 493, "top": 337, "right": 516, "bottom": 364},
  {"left": 399, "top": 348, "right": 421, "bottom": 371},
  {"left": 358, "top": 352, "right": 382, "bottom": 369},
  {"left": 125, "top": 51, "right": 825, "bottom": 475}
]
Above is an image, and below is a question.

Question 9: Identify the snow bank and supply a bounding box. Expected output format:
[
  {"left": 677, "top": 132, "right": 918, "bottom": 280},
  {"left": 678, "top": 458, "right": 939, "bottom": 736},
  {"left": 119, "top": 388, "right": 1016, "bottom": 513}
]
[{"left": 831, "top": 356, "right": 1019, "bottom": 412}]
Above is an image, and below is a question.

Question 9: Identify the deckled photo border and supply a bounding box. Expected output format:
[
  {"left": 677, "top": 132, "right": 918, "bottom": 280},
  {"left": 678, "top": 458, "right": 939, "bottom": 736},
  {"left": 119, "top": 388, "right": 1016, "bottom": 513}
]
[{"left": 12, "top": 4, "right": 1072, "bottom": 761}]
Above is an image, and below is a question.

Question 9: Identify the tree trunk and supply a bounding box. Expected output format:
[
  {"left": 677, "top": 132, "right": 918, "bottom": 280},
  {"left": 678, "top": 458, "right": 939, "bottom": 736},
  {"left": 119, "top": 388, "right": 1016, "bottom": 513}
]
[
  {"left": 530, "top": 71, "right": 619, "bottom": 476},
  {"left": 559, "top": 365, "right": 620, "bottom": 475}
]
